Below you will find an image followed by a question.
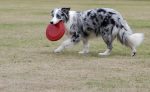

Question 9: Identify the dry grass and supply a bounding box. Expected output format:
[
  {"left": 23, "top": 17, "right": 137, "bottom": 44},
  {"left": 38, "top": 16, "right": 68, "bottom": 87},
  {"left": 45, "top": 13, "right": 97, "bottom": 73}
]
[{"left": 0, "top": 0, "right": 150, "bottom": 92}]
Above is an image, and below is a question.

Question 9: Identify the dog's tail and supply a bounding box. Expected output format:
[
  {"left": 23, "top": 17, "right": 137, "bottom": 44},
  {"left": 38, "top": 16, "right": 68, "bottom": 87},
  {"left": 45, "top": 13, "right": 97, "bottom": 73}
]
[{"left": 117, "top": 20, "right": 144, "bottom": 49}]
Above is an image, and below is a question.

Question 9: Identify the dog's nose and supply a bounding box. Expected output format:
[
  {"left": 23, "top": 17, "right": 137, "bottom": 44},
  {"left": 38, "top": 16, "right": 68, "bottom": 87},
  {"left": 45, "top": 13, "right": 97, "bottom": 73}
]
[{"left": 50, "top": 21, "right": 53, "bottom": 24}]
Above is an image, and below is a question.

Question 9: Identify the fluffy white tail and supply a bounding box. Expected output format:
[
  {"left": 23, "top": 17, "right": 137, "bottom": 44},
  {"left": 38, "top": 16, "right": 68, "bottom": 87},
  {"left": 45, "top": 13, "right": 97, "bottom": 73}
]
[
  {"left": 118, "top": 20, "right": 144, "bottom": 48},
  {"left": 128, "top": 33, "right": 144, "bottom": 47},
  {"left": 117, "top": 20, "right": 144, "bottom": 56},
  {"left": 116, "top": 17, "right": 144, "bottom": 56}
]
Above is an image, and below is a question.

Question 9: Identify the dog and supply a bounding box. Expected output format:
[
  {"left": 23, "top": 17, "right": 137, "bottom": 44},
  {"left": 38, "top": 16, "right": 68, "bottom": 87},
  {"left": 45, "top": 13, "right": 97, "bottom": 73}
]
[{"left": 50, "top": 8, "right": 144, "bottom": 56}]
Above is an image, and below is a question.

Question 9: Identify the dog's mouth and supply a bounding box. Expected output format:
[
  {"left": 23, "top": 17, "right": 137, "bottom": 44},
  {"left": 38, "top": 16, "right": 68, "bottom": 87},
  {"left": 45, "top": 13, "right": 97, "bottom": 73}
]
[{"left": 50, "top": 20, "right": 63, "bottom": 25}]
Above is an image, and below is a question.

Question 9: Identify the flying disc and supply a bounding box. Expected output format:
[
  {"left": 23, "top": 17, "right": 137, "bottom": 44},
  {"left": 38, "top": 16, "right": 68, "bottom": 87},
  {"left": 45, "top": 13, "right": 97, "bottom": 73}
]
[{"left": 46, "top": 21, "right": 65, "bottom": 41}]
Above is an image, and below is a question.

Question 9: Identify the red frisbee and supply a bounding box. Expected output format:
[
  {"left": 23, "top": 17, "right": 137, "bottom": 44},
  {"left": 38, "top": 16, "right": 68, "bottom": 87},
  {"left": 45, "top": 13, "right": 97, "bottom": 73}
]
[{"left": 46, "top": 21, "right": 65, "bottom": 41}]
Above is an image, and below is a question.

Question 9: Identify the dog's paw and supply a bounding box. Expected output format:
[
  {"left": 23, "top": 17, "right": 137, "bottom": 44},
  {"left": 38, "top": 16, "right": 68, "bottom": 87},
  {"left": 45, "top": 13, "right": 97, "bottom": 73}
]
[
  {"left": 54, "top": 49, "right": 62, "bottom": 53},
  {"left": 131, "top": 52, "right": 136, "bottom": 57},
  {"left": 78, "top": 51, "right": 89, "bottom": 54},
  {"left": 98, "top": 52, "right": 110, "bottom": 56}
]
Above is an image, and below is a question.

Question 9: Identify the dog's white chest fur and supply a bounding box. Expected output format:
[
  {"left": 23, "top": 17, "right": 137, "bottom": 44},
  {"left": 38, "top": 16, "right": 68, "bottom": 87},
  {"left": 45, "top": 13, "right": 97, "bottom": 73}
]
[{"left": 64, "top": 11, "right": 77, "bottom": 32}]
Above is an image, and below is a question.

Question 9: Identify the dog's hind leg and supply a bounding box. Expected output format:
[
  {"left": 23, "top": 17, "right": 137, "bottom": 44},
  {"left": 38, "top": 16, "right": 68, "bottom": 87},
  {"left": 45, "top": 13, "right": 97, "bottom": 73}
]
[
  {"left": 78, "top": 38, "right": 89, "bottom": 54},
  {"left": 131, "top": 46, "right": 136, "bottom": 57},
  {"left": 99, "top": 34, "right": 114, "bottom": 56}
]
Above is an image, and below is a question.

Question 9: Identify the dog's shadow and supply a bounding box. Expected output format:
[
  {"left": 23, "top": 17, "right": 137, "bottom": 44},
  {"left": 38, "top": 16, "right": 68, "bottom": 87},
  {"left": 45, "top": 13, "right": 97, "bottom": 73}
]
[
  {"left": 40, "top": 50, "right": 97, "bottom": 58},
  {"left": 40, "top": 50, "right": 130, "bottom": 58}
]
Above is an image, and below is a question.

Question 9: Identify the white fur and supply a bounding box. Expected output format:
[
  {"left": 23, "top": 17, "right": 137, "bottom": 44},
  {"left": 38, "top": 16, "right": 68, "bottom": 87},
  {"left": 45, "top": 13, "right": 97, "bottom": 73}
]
[
  {"left": 128, "top": 33, "right": 144, "bottom": 47},
  {"left": 78, "top": 39, "right": 89, "bottom": 54},
  {"left": 99, "top": 49, "right": 111, "bottom": 56},
  {"left": 65, "top": 11, "right": 77, "bottom": 32},
  {"left": 54, "top": 39, "right": 74, "bottom": 53}
]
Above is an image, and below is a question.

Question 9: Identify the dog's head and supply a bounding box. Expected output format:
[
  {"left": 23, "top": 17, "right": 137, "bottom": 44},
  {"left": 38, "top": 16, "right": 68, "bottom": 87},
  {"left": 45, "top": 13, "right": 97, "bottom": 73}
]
[{"left": 50, "top": 8, "right": 70, "bottom": 24}]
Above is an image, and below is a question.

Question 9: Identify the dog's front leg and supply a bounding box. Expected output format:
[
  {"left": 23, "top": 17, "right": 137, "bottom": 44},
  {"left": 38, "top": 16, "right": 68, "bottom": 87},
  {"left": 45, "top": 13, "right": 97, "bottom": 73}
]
[
  {"left": 79, "top": 38, "right": 89, "bottom": 54},
  {"left": 54, "top": 39, "right": 75, "bottom": 53}
]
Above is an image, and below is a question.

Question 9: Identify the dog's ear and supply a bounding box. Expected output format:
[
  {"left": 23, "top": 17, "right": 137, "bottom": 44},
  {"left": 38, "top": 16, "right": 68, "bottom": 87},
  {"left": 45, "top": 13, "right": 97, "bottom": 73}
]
[
  {"left": 51, "top": 10, "right": 54, "bottom": 14},
  {"left": 61, "top": 8, "right": 70, "bottom": 14},
  {"left": 50, "top": 10, "right": 54, "bottom": 17}
]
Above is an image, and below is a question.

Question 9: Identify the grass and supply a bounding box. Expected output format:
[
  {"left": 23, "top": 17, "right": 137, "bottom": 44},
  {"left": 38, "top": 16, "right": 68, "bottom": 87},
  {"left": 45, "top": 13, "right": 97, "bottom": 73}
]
[{"left": 0, "top": 0, "right": 150, "bottom": 92}]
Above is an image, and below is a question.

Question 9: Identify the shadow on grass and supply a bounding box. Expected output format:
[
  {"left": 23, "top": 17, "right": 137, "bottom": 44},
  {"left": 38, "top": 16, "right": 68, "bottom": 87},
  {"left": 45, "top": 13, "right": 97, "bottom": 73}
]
[{"left": 39, "top": 49, "right": 131, "bottom": 59}]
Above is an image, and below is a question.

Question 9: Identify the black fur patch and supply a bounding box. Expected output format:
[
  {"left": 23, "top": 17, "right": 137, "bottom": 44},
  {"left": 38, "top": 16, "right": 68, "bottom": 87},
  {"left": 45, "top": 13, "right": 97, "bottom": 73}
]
[
  {"left": 82, "top": 31, "right": 89, "bottom": 37},
  {"left": 95, "top": 18, "right": 98, "bottom": 22},
  {"left": 63, "top": 13, "right": 69, "bottom": 22},
  {"left": 72, "top": 32, "right": 80, "bottom": 43},
  {"left": 101, "top": 31, "right": 105, "bottom": 35},
  {"left": 116, "top": 24, "right": 119, "bottom": 28},
  {"left": 101, "top": 19, "right": 109, "bottom": 27},
  {"left": 87, "top": 11, "right": 91, "bottom": 16},
  {"left": 87, "top": 27, "right": 93, "bottom": 31},
  {"left": 83, "top": 18, "right": 86, "bottom": 21},
  {"left": 61, "top": 13, "right": 65, "bottom": 16},
  {"left": 110, "top": 19, "right": 115, "bottom": 25},
  {"left": 90, "top": 14, "right": 96, "bottom": 20},
  {"left": 97, "top": 9, "right": 106, "bottom": 13},
  {"left": 110, "top": 26, "right": 113, "bottom": 34},
  {"left": 93, "top": 22, "right": 96, "bottom": 26},
  {"left": 51, "top": 10, "right": 54, "bottom": 17},
  {"left": 61, "top": 8, "right": 70, "bottom": 15},
  {"left": 108, "top": 12, "right": 116, "bottom": 15},
  {"left": 105, "top": 29, "right": 109, "bottom": 32}
]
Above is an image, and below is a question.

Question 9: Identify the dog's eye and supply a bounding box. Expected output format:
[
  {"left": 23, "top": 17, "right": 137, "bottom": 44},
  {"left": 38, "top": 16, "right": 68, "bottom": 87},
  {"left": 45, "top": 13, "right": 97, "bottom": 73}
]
[
  {"left": 56, "top": 14, "right": 61, "bottom": 19},
  {"left": 61, "top": 13, "right": 65, "bottom": 16}
]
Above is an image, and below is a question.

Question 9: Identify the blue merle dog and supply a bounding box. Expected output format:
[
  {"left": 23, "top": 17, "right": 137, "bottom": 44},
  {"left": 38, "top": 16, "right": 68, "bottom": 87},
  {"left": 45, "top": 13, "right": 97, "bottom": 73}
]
[{"left": 50, "top": 8, "right": 144, "bottom": 56}]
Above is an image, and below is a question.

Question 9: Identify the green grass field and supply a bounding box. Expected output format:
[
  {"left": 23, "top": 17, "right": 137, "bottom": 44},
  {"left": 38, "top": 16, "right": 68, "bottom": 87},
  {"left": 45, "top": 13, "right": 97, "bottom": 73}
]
[{"left": 0, "top": 0, "right": 150, "bottom": 92}]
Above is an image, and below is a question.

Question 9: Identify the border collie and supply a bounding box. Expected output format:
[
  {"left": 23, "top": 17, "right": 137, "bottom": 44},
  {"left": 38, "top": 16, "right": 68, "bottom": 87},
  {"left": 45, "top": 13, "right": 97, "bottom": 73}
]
[{"left": 50, "top": 8, "right": 144, "bottom": 56}]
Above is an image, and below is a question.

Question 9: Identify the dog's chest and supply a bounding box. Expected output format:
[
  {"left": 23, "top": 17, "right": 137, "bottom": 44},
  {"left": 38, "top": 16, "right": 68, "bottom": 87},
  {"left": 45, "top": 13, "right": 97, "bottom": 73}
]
[
  {"left": 65, "top": 21, "right": 72, "bottom": 31},
  {"left": 64, "top": 11, "right": 77, "bottom": 32},
  {"left": 64, "top": 22, "right": 75, "bottom": 38}
]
